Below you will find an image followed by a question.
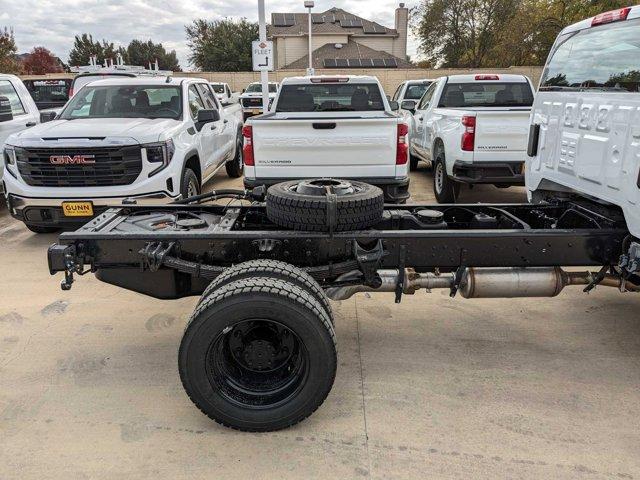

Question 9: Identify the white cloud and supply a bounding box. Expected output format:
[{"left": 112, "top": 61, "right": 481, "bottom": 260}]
[{"left": 4, "top": 0, "right": 420, "bottom": 69}]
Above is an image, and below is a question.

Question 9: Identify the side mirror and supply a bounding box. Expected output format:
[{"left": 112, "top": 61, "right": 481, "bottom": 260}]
[
  {"left": 242, "top": 89, "right": 246, "bottom": 93},
  {"left": 386, "top": 95, "right": 391, "bottom": 101},
  {"left": 40, "top": 111, "right": 57, "bottom": 123},
  {"left": 401, "top": 100, "right": 417, "bottom": 113},
  {"left": 0, "top": 96, "right": 13, "bottom": 123},
  {"left": 195, "top": 109, "right": 220, "bottom": 131},
  {"left": 389, "top": 100, "right": 400, "bottom": 111}
]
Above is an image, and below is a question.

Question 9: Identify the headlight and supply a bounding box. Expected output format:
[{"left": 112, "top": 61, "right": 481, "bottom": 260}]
[
  {"left": 143, "top": 140, "right": 175, "bottom": 177},
  {"left": 4, "top": 146, "right": 16, "bottom": 166}
]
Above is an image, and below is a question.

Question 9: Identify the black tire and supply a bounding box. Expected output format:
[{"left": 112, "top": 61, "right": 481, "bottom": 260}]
[
  {"left": 180, "top": 167, "right": 200, "bottom": 200},
  {"left": 198, "top": 259, "right": 332, "bottom": 319},
  {"left": 410, "top": 154, "right": 419, "bottom": 171},
  {"left": 225, "top": 133, "right": 244, "bottom": 178},
  {"left": 433, "top": 154, "right": 460, "bottom": 203},
  {"left": 25, "top": 223, "right": 59, "bottom": 234},
  {"left": 180, "top": 277, "right": 337, "bottom": 432},
  {"left": 266, "top": 179, "right": 384, "bottom": 232}
]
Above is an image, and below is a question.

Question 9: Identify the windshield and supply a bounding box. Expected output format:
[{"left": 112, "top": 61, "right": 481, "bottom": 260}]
[
  {"left": 246, "top": 83, "right": 277, "bottom": 93},
  {"left": 276, "top": 83, "right": 385, "bottom": 112},
  {"left": 211, "top": 84, "right": 225, "bottom": 93},
  {"left": 405, "top": 82, "right": 431, "bottom": 100},
  {"left": 540, "top": 18, "right": 640, "bottom": 92},
  {"left": 59, "top": 84, "right": 182, "bottom": 120},
  {"left": 439, "top": 82, "right": 534, "bottom": 108}
]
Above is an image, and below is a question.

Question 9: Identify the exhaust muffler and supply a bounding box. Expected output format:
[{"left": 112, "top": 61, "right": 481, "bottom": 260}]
[{"left": 325, "top": 267, "right": 638, "bottom": 301}]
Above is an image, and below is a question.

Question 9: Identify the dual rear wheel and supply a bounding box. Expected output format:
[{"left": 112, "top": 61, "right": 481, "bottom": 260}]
[{"left": 179, "top": 262, "right": 336, "bottom": 432}]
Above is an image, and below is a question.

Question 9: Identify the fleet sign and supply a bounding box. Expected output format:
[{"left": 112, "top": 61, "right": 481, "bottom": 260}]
[{"left": 252, "top": 41, "right": 274, "bottom": 72}]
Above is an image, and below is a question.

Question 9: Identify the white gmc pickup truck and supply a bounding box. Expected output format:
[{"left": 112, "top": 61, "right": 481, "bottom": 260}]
[
  {"left": 403, "top": 74, "right": 535, "bottom": 202},
  {"left": 243, "top": 75, "right": 410, "bottom": 203},
  {"left": 3, "top": 76, "right": 243, "bottom": 233}
]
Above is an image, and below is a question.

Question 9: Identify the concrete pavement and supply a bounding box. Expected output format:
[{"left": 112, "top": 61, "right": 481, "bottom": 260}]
[{"left": 0, "top": 166, "right": 638, "bottom": 479}]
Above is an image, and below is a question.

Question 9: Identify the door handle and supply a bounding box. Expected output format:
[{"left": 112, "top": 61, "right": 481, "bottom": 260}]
[
  {"left": 223, "top": 119, "right": 229, "bottom": 124},
  {"left": 312, "top": 123, "right": 336, "bottom": 130},
  {"left": 26, "top": 122, "right": 36, "bottom": 127}
]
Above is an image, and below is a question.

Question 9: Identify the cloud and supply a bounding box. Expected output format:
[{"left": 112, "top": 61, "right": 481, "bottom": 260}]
[{"left": 5, "top": 0, "right": 420, "bottom": 68}]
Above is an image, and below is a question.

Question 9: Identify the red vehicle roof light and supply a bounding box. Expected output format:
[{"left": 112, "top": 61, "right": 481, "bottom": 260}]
[
  {"left": 475, "top": 75, "right": 499, "bottom": 81},
  {"left": 592, "top": 7, "right": 631, "bottom": 26}
]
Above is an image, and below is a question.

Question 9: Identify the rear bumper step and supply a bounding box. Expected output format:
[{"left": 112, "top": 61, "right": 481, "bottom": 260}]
[{"left": 452, "top": 160, "right": 525, "bottom": 185}]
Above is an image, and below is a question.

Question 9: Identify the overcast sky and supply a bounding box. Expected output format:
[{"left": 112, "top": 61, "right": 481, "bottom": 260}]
[{"left": 2, "top": 0, "right": 421, "bottom": 69}]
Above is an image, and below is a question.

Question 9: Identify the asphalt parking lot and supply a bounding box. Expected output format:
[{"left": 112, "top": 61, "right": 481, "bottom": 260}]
[{"left": 1, "top": 167, "right": 639, "bottom": 480}]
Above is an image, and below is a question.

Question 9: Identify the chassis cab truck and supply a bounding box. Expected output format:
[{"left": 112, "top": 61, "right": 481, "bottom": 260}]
[{"left": 47, "top": 7, "right": 640, "bottom": 432}]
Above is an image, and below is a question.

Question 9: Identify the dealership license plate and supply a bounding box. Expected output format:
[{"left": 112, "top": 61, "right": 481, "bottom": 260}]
[
  {"left": 251, "top": 109, "right": 261, "bottom": 114},
  {"left": 61, "top": 201, "right": 94, "bottom": 217}
]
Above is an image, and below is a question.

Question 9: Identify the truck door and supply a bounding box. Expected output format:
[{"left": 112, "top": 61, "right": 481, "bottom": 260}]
[
  {"left": 0, "top": 79, "right": 38, "bottom": 148},
  {"left": 413, "top": 83, "right": 438, "bottom": 159},
  {"left": 197, "top": 83, "right": 232, "bottom": 162},
  {"left": 188, "top": 85, "right": 218, "bottom": 178}
]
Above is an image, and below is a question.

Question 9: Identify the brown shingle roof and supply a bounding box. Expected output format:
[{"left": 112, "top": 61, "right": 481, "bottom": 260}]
[
  {"left": 283, "top": 40, "right": 413, "bottom": 70},
  {"left": 268, "top": 7, "right": 397, "bottom": 37}
]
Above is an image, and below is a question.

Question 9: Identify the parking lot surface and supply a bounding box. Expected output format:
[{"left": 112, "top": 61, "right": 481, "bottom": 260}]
[{"left": 1, "top": 168, "right": 638, "bottom": 479}]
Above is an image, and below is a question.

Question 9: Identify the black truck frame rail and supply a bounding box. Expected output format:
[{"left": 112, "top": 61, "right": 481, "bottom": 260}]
[
  {"left": 48, "top": 199, "right": 636, "bottom": 300},
  {"left": 46, "top": 198, "right": 640, "bottom": 432}
]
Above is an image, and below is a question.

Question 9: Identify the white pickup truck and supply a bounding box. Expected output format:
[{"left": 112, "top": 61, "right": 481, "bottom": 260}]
[
  {"left": 239, "top": 82, "right": 279, "bottom": 121},
  {"left": 403, "top": 74, "right": 535, "bottom": 202},
  {"left": 243, "top": 75, "right": 410, "bottom": 203},
  {"left": 210, "top": 82, "right": 235, "bottom": 105},
  {"left": 1, "top": 74, "right": 41, "bottom": 194},
  {"left": 3, "top": 76, "right": 243, "bottom": 233}
]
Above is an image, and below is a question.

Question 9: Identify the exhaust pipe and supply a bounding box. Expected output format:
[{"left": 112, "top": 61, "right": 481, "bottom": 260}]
[{"left": 325, "top": 267, "right": 639, "bottom": 301}]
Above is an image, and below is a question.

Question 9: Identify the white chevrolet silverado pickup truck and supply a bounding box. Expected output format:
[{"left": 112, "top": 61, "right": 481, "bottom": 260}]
[
  {"left": 3, "top": 76, "right": 243, "bottom": 233},
  {"left": 243, "top": 75, "right": 410, "bottom": 203},
  {"left": 403, "top": 74, "right": 535, "bottom": 202}
]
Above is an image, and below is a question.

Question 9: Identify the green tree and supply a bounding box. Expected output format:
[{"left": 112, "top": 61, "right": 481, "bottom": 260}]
[
  {"left": 68, "top": 33, "right": 128, "bottom": 67},
  {"left": 413, "top": 0, "right": 630, "bottom": 68},
  {"left": 0, "top": 27, "right": 20, "bottom": 74},
  {"left": 126, "top": 39, "right": 180, "bottom": 71},
  {"left": 186, "top": 18, "right": 258, "bottom": 71}
]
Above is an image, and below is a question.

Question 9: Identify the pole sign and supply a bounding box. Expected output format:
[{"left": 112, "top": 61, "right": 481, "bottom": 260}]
[{"left": 252, "top": 40, "right": 274, "bottom": 72}]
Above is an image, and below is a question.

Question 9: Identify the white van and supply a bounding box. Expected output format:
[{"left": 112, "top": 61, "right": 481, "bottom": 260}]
[{"left": 527, "top": 6, "right": 640, "bottom": 238}]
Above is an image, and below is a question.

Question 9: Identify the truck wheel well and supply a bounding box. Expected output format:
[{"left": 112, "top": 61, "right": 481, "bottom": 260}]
[
  {"left": 433, "top": 139, "right": 445, "bottom": 158},
  {"left": 184, "top": 155, "right": 201, "bottom": 184}
]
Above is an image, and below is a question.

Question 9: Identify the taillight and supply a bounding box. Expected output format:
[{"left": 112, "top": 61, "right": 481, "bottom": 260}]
[
  {"left": 396, "top": 123, "right": 409, "bottom": 165},
  {"left": 461, "top": 116, "right": 476, "bottom": 152},
  {"left": 592, "top": 7, "right": 631, "bottom": 26},
  {"left": 242, "top": 125, "right": 254, "bottom": 166},
  {"left": 475, "top": 75, "right": 499, "bottom": 81}
]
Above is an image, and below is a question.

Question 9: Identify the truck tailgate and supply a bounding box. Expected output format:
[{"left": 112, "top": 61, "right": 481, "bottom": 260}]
[
  {"left": 252, "top": 117, "right": 399, "bottom": 178},
  {"left": 474, "top": 109, "right": 531, "bottom": 162}
]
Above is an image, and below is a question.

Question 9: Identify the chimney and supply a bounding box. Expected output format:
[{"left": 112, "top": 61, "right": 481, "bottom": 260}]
[{"left": 394, "top": 3, "right": 409, "bottom": 60}]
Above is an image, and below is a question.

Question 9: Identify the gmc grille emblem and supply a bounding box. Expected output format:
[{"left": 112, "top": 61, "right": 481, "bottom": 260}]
[{"left": 49, "top": 155, "right": 96, "bottom": 165}]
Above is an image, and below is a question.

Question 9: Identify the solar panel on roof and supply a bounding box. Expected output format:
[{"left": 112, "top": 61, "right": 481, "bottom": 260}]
[
  {"left": 336, "top": 59, "right": 348, "bottom": 67},
  {"left": 372, "top": 58, "right": 385, "bottom": 67},
  {"left": 352, "top": 19, "right": 363, "bottom": 27},
  {"left": 323, "top": 59, "right": 338, "bottom": 68},
  {"left": 273, "top": 13, "right": 287, "bottom": 26},
  {"left": 364, "top": 24, "right": 386, "bottom": 34},
  {"left": 360, "top": 58, "right": 373, "bottom": 67},
  {"left": 312, "top": 13, "right": 324, "bottom": 23},
  {"left": 283, "top": 13, "right": 295, "bottom": 26},
  {"left": 324, "top": 14, "right": 336, "bottom": 23},
  {"left": 384, "top": 58, "right": 398, "bottom": 68},
  {"left": 347, "top": 59, "right": 361, "bottom": 67}
]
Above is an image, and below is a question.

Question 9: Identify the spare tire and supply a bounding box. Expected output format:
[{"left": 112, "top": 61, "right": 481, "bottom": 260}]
[{"left": 266, "top": 179, "right": 384, "bottom": 232}]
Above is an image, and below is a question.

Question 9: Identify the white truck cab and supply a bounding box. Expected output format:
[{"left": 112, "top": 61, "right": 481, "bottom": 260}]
[
  {"left": 404, "top": 74, "right": 534, "bottom": 202},
  {"left": 3, "top": 76, "right": 243, "bottom": 233},
  {"left": 1, "top": 74, "right": 41, "bottom": 194},
  {"left": 210, "top": 82, "right": 234, "bottom": 105},
  {"left": 392, "top": 79, "right": 435, "bottom": 106},
  {"left": 243, "top": 75, "right": 410, "bottom": 202},
  {"left": 528, "top": 5, "right": 640, "bottom": 239},
  {"left": 239, "top": 82, "right": 279, "bottom": 121}
]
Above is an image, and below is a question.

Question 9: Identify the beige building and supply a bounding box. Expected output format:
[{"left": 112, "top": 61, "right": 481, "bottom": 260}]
[{"left": 268, "top": 4, "right": 412, "bottom": 70}]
